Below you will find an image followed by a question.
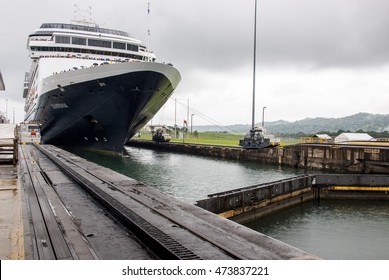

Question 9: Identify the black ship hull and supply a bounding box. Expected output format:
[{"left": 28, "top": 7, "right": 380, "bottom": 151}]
[{"left": 26, "top": 63, "right": 180, "bottom": 153}]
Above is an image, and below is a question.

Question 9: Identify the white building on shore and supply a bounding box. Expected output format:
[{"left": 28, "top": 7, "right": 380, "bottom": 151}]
[{"left": 334, "top": 133, "right": 374, "bottom": 143}]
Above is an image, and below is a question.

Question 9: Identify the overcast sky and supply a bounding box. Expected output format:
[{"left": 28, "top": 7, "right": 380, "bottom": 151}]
[{"left": 1, "top": 0, "right": 389, "bottom": 127}]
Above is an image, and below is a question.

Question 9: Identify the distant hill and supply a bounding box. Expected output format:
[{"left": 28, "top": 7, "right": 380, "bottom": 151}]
[{"left": 194, "top": 113, "right": 389, "bottom": 134}]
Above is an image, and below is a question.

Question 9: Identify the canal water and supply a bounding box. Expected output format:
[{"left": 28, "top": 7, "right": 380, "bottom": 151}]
[
  {"left": 68, "top": 146, "right": 389, "bottom": 260},
  {"left": 245, "top": 199, "right": 389, "bottom": 260}
]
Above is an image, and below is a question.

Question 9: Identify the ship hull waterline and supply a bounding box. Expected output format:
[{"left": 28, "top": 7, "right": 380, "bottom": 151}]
[{"left": 25, "top": 63, "right": 180, "bottom": 154}]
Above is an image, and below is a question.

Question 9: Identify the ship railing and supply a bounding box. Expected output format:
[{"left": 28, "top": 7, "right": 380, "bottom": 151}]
[
  {"left": 376, "top": 138, "right": 389, "bottom": 142},
  {"left": 300, "top": 137, "right": 333, "bottom": 144},
  {"left": 41, "top": 54, "right": 140, "bottom": 76}
]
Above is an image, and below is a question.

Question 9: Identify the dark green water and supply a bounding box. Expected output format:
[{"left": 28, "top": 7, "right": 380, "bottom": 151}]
[
  {"left": 67, "top": 146, "right": 389, "bottom": 259},
  {"left": 68, "top": 146, "right": 305, "bottom": 203},
  {"left": 245, "top": 200, "right": 389, "bottom": 260}
]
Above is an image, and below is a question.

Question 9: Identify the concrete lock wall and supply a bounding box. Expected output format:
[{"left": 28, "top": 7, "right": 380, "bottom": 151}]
[
  {"left": 128, "top": 140, "right": 389, "bottom": 174},
  {"left": 196, "top": 175, "right": 314, "bottom": 224},
  {"left": 288, "top": 145, "right": 389, "bottom": 173},
  {"left": 196, "top": 173, "right": 389, "bottom": 223}
]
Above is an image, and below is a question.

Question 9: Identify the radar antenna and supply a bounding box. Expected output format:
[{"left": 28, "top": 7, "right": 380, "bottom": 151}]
[{"left": 72, "top": 4, "right": 97, "bottom": 27}]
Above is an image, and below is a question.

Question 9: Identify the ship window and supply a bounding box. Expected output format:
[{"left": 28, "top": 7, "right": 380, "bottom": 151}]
[
  {"left": 34, "top": 31, "right": 54, "bottom": 36},
  {"left": 113, "top": 42, "right": 126, "bottom": 50},
  {"left": 40, "top": 23, "right": 132, "bottom": 38},
  {"left": 88, "top": 39, "right": 112, "bottom": 48},
  {"left": 29, "top": 46, "right": 144, "bottom": 60},
  {"left": 72, "top": 37, "right": 87, "bottom": 46},
  {"left": 28, "top": 125, "right": 40, "bottom": 132},
  {"left": 55, "top": 36, "right": 71, "bottom": 44},
  {"left": 127, "top": 44, "right": 139, "bottom": 52}
]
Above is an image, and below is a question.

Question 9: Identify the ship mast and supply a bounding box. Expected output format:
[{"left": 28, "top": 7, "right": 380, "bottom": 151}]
[
  {"left": 147, "top": 2, "right": 151, "bottom": 56},
  {"left": 72, "top": 4, "right": 96, "bottom": 27}
]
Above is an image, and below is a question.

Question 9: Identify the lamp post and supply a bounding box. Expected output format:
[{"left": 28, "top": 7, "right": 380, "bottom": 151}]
[
  {"left": 262, "top": 106, "right": 267, "bottom": 128},
  {"left": 191, "top": 113, "right": 195, "bottom": 136},
  {"left": 6, "top": 99, "right": 8, "bottom": 123},
  {"left": 251, "top": 0, "right": 258, "bottom": 131},
  {"left": 239, "top": 0, "right": 260, "bottom": 149},
  {"left": 174, "top": 98, "right": 177, "bottom": 138}
]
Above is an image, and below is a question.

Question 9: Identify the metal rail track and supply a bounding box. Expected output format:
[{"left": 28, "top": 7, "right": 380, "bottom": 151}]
[
  {"left": 34, "top": 144, "right": 202, "bottom": 260},
  {"left": 20, "top": 146, "right": 73, "bottom": 260}
]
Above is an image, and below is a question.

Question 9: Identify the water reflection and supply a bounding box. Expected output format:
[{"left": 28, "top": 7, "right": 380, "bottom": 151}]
[
  {"left": 245, "top": 200, "right": 389, "bottom": 259},
  {"left": 67, "top": 146, "right": 304, "bottom": 202}
]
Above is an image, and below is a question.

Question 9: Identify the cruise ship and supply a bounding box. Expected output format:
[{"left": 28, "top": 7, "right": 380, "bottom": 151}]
[{"left": 23, "top": 22, "right": 181, "bottom": 153}]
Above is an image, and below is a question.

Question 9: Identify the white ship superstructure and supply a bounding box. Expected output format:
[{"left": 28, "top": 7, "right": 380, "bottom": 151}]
[{"left": 23, "top": 22, "right": 181, "bottom": 152}]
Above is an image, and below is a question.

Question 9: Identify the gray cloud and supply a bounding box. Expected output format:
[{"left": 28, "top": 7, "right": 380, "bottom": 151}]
[
  {"left": 257, "top": 0, "right": 389, "bottom": 67},
  {"left": 1, "top": 0, "right": 389, "bottom": 124}
]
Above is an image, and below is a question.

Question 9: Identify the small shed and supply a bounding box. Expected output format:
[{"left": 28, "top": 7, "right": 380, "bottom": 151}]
[
  {"left": 301, "top": 134, "right": 333, "bottom": 144},
  {"left": 0, "top": 124, "right": 17, "bottom": 164},
  {"left": 314, "top": 134, "right": 332, "bottom": 143},
  {"left": 334, "top": 133, "right": 374, "bottom": 143}
]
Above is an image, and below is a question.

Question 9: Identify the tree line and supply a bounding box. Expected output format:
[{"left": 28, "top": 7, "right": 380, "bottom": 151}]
[{"left": 278, "top": 130, "right": 389, "bottom": 139}]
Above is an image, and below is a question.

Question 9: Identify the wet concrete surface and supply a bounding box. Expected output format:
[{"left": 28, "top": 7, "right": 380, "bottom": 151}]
[{"left": 0, "top": 165, "right": 24, "bottom": 260}]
